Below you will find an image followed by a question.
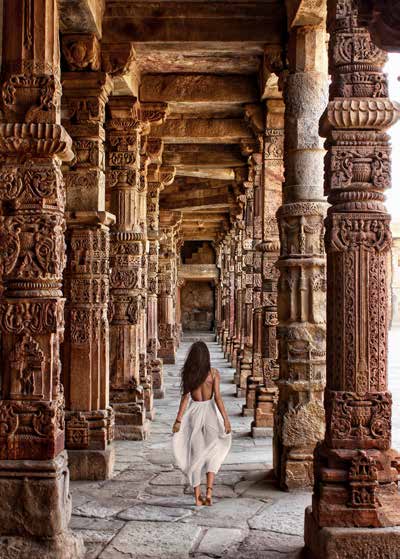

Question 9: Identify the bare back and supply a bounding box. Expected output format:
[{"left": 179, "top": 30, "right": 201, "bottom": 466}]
[{"left": 190, "top": 368, "right": 216, "bottom": 402}]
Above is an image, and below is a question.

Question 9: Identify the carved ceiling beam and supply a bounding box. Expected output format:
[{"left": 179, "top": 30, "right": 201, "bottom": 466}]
[
  {"left": 140, "top": 74, "right": 258, "bottom": 105},
  {"left": 103, "top": 2, "right": 284, "bottom": 44},
  {"left": 150, "top": 118, "right": 253, "bottom": 144}
]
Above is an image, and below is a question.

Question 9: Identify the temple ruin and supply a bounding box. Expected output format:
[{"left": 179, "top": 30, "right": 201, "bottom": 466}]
[{"left": 0, "top": 0, "right": 400, "bottom": 557}]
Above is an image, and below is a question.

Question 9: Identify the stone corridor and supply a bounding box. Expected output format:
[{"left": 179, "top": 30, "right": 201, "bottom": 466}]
[{"left": 70, "top": 334, "right": 310, "bottom": 559}]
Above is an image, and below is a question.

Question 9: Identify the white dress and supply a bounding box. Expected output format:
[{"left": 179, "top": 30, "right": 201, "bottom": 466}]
[{"left": 172, "top": 387, "right": 232, "bottom": 487}]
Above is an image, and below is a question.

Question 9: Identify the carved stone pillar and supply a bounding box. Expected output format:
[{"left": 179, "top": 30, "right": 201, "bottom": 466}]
[
  {"left": 231, "top": 222, "right": 243, "bottom": 369},
  {"left": 106, "top": 96, "right": 149, "bottom": 440},
  {"left": 274, "top": 26, "right": 328, "bottom": 490},
  {"left": 236, "top": 179, "right": 255, "bottom": 396},
  {"left": 243, "top": 151, "right": 264, "bottom": 413},
  {"left": 305, "top": 1, "right": 400, "bottom": 555},
  {"left": 158, "top": 211, "right": 181, "bottom": 364},
  {"left": 220, "top": 238, "right": 231, "bottom": 351},
  {"left": 147, "top": 175, "right": 164, "bottom": 399},
  {"left": 61, "top": 38, "right": 115, "bottom": 481},
  {"left": 0, "top": 1, "right": 83, "bottom": 556},
  {"left": 146, "top": 162, "right": 174, "bottom": 397},
  {"left": 252, "top": 99, "right": 284, "bottom": 437}
]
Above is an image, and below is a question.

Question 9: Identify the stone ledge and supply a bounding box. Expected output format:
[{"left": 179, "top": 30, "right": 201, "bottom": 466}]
[{"left": 304, "top": 506, "right": 400, "bottom": 559}]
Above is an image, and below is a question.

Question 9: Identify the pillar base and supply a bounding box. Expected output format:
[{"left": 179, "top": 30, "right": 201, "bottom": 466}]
[
  {"left": 0, "top": 532, "right": 85, "bottom": 559},
  {"left": 68, "top": 446, "right": 115, "bottom": 481},
  {"left": 304, "top": 506, "right": 400, "bottom": 559},
  {"left": 241, "top": 404, "right": 254, "bottom": 417},
  {"left": 146, "top": 408, "right": 156, "bottom": 421},
  {"left": 153, "top": 386, "right": 165, "bottom": 399},
  {"left": 112, "top": 401, "right": 150, "bottom": 440},
  {"left": 161, "top": 355, "right": 175, "bottom": 364},
  {"left": 114, "top": 421, "right": 150, "bottom": 441},
  {"left": 251, "top": 426, "right": 273, "bottom": 438},
  {"left": 236, "top": 387, "right": 246, "bottom": 398},
  {"left": 0, "top": 451, "right": 72, "bottom": 538}
]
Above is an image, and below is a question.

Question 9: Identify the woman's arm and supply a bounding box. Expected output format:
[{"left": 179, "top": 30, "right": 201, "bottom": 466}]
[
  {"left": 213, "top": 371, "right": 232, "bottom": 434},
  {"left": 172, "top": 392, "right": 190, "bottom": 432}
]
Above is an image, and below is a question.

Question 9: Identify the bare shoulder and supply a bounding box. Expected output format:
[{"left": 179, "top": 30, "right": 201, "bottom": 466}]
[{"left": 211, "top": 368, "right": 221, "bottom": 380}]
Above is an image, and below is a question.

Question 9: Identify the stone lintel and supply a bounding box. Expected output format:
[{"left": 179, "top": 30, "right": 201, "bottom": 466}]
[
  {"left": 151, "top": 118, "right": 252, "bottom": 144},
  {"left": 140, "top": 74, "right": 258, "bottom": 104}
]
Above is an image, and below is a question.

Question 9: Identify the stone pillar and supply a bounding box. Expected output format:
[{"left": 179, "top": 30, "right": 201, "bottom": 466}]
[
  {"left": 236, "top": 178, "right": 255, "bottom": 396},
  {"left": 252, "top": 99, "right": 284, "bottom": 437},
  {"left": 0, "top": 0, "right": 83, "bottom": 556},
  {"left": 158, "top": 211, "right": 181, "bottom": 364},
  {"left": 274, "top": 25, "right": 328, "bottom": 490},
  {"left": 231, "top": 221, "right": 244, "bottom": 369},
  {"left": 106, "top": 96, "right": 149, "bottom": 440},
  {"left": 61, "top": 37, "right": 115, "bottom": 481},
  {"left": 243, "top": 150, "right": 265, "bottom": 414},
  {"left": 305, "top": 1, "right": 400, "bottom": 555},
  {"left": 146, "top": 162, "right": 174, "bottom": 397}
]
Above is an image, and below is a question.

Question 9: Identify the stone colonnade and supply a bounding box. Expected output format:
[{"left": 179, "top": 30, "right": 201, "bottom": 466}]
[
  {"left": 0, "top": 0, "right": 400, "bottom": 556},
  {"left": 217, "top": 23, "right": 328, "bottom": 491}
]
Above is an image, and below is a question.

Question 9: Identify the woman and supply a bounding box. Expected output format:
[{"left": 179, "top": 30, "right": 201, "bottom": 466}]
[{"left": 172, "top": 341, "right": 232, "bottom": 506}]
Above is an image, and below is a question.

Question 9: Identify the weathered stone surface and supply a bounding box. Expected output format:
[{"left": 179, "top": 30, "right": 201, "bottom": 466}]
[
  {"left": 0, "top": 533, "right": 85, "bottom": 559},
  {"left": 197, "top": 527, "right": 247, "bottom": 556},
  {"left": 223, "top": 529, "right": 304, "bottom": 559},
  {"left": 117, "top": 504, "right": 192, "bottom": 522},
  {"left": 305, "top": 507, "right": 400, "bottom": 559},
  {"left": 141, "top": 74, "right": 258, "bottom": 104},
  {"left": 68, "top": 447, "right": 115, "bottom": 481},
  {"left": 184, "top": 498, "right": 265, "bottom": 528},
  {"left": 248, "top": 493, "right": 311, "bottom": 536},
  {"left": 152, "top": 118, "right": 252, "bottom": 143},
  {"left": 99, "top": 521, "right": 202, "bottom": 558}
]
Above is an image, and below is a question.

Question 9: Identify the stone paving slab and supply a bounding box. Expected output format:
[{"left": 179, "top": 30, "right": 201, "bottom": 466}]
[{"left": 98, "top": 521, "right": 202, "bottom": 558}]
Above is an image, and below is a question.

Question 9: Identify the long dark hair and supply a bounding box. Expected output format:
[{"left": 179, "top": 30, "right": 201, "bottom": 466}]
[{"left": 181, "top": 341, "right": 211, "bottom": 394}]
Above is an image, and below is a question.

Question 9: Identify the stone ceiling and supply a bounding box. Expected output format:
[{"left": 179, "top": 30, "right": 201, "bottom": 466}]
[{"left": 59, "top": 0, "right": 287, "bottom": 241}]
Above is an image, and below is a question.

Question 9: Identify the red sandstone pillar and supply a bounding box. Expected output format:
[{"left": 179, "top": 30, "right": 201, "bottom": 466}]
[
  {"left": 274, "top": 25, "right": 328, "bottom": 490},
  {"left": 252, "top": 98, "right": 284, "bottom": 437},
  {"left": 106, "top": 96, "right": 149, "bottom": 440},
  {"left": 0, "top": 0, "right": 83, "bottom": 556},
  {"left": 61, "top": 39, "right": 115, "bottom": 480},
  {"left": 305, "top": 0, "right": 400, "bottom": 555}
]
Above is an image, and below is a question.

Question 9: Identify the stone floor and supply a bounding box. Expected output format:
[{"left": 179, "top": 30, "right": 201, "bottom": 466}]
[{"left": 70, "top": 327, "right": 400, "bottom": 558}]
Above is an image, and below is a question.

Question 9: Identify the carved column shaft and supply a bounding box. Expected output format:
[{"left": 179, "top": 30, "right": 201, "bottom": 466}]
[
  {"left": 252, "top": 99, "right": 284, "bottom": 436},
  {"left": 61, "top": 46, "right": 115, "bottom": 479},
  {"left": 0, "top": 0, "right": 83, "bottom": 555},
  {"left": 106, "top": 96, "right": 149, "bottom": 441},
  {"left": 305, "top": 1, "right": 400, "bottom": 556},
  {"left": 274, "top": 25, "right": 328, "bottom": 490},
  {"left": 236, "top": 177, "right": 255, "bottom": 396},
  {"left": 147, "top": 176, "right": 164, "bottom": 397},
  {"left": 158, "top": 211, "right": 181, "bottom": 364},
  {"left": 243, "top": 151, "right": 265, "bottom": 411}
]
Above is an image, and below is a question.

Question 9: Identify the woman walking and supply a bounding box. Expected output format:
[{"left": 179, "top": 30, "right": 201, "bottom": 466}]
[{"left": 172, "top": 341, "right": 232, "bottom": 506}]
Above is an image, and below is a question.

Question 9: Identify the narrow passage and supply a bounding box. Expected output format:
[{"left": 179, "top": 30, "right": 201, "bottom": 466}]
[{"left": 71, "top": 334, "right": 310, "bottom": 559}]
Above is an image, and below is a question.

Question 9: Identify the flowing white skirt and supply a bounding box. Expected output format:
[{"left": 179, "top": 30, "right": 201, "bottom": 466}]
[{"left": 172, "top": 398, "right": 232, "bottom": 487}]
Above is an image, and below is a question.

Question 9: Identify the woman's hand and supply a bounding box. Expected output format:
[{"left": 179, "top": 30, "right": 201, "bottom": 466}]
[
  {"left": 224, "top": 418, "right": 232, "bottom": 434},
  {"left": 172, "top": 420, "right": 181, "bottom": 433}
]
